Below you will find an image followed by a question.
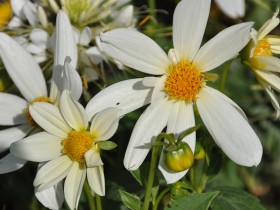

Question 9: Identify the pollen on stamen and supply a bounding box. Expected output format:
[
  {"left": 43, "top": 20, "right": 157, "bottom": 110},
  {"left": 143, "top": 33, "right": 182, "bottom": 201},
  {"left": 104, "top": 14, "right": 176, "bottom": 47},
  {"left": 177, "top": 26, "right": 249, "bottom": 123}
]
[
  {"left": 253, "top": 38, "right": 273, "bottom": 56},
  {"left": 164, "top": 60, "right": 204, "bottom": 103},
  {"left": 24, "top": 96, "right": 52, "bottom": 127}
]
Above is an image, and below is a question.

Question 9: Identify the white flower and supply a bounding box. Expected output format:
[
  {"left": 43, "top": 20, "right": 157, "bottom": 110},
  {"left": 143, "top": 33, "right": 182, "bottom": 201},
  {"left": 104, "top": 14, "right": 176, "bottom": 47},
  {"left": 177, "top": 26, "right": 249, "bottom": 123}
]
[
  {"left": 215, "top": 0, "right": 245, "bottom": 19},
  {"left": 11, "top": 90, "right": 121, "bottom": 210},
  {"left": 243, "top": 9, "right": 280, "bottom": 117},
  {"left": 87, "top": 0, "right": 262, "bottom": 184}
]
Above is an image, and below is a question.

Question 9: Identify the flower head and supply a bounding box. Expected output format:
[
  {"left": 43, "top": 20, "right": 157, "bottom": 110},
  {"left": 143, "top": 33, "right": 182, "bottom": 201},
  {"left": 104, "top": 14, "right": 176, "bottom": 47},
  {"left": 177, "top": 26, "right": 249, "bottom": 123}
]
[{"left": 88, "top": 0, "right": 263, "bottom": 183}]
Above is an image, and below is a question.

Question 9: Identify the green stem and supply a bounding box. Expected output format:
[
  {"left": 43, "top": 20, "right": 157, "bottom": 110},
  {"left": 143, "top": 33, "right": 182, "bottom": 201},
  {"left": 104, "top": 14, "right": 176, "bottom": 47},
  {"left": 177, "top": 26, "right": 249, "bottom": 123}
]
[
  {"left": 84, "top": 181, "right": 96, "bottom": 210},
  {"left": 220, "top": 60, "right": 232, "bottom": 93},
  {"left": 142, "top": 145, "right": 160, "bottom": 210},
  {"left": 96, "top": 195, "right": 103, "bottom": 210},
  {"left": 148, "top": 0, "right": 156, "bottom": 19},
  {"left": 152, "top": 188, "right": 170, "bottom": 210}
]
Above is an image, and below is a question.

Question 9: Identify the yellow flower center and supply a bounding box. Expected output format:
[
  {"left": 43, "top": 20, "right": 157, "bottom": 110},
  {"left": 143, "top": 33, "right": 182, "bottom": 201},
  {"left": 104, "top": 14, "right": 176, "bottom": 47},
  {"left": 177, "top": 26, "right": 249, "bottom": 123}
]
[
  {"left": 253, "top": 38, "right": 273, "bottom": 56},
  {"left": 25, "top": 96, "right": 52, "bottom": 127},
  {"left": 62, "top": 130, "right": 95, "bottom": 162},
  {"left": 0, "top": 0, "right": 12, "bottom": 29},
  {"left": 164, "top": 60, "right": 204, "bottom": 102}
]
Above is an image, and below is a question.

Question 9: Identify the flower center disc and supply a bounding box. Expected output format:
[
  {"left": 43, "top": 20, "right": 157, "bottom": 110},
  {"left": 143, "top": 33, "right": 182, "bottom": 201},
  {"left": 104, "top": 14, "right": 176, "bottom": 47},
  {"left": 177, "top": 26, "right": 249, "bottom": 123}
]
[
  {"left": 25, "top": 96, "right": 52, "bottom": 127},
  {"left": 62, "top": 131, "right": 93, "bottom": 162},
  {"left": 253, "top": 39, "right": 273, "bottom": 56},
  {"left": 0, "top": 0, "right": 12, "bottom": 28},
  {"left": 164, "top": 60, "right": 204, "bottom": 102}
]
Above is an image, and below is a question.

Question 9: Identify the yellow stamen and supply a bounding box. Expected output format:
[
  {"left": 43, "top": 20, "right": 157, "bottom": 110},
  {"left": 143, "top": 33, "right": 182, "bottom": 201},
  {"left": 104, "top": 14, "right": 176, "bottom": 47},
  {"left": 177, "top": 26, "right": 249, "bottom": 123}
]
[
  {"left": 253, "top": 38, "right": 273, "bottom": 56},
  {"left": 62, "top": 130, "right": 96, "bottom": 162},
  {"left": 164, "top": 60, "right": 204, "bottom": 102},
  {"left": 0, "top": 0, "right": 12, "bottom": 29},
  {"left": 25, "top": 96, "right": 52, "bottom": 127}
]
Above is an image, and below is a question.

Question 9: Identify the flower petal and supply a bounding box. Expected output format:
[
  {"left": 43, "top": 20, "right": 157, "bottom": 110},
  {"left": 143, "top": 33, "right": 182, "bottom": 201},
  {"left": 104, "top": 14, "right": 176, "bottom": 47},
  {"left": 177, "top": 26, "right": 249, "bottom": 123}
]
[
  {"left": 0, "top": 33, "right": 47, "bottom": 101},
  {"left": 60, "top": 90, "right": 88, "bottom": 131},
  {"left": 173, "top": 0, "right": 211, "bottom": 61},
  {"left": 86, "top": 79, "right": 152, "bottom": 119},
  {"left": 251, "top": 56, "right": 280, "bottom": 72},
  {"left": 64, "top": 162, "right": 86, "bottom": 210},
  {"left": 0, "top": 153, "right": 27, "bottom": 174},
  {"left": 194, "top": 22, "right": 253, "bottom": 72},
  {"left": 10, "top": 132, "right": 62, "bottom": 162},
  {"left": 80, "top": 27, "right": 92, "bottom": 46},
  {"left": 30, "top": 102, "right": 71, "bottom": 138},
  {"left": 215, "top": 0, "right": 245, "bottom": 19},
  {"left": 0, "top": 93, "right": 27, "bottom": 125},
  {"left": 34, "top": 155, "right": 73, "bottom": 191},
  {"left": 258, "top": 10, "right": 279, "bottom": 40},
  {"left": 124, "top": 99, "right": 172, "bottom": 170},
  {"left": 254, "top": 69, "right": 280, "bottom": 92},
  {"left": 87, "top": 166, "right": 105, "bottom": 196},
  {"left": 90, "top": 108, "right": 121, "bottom": 141},
  {"left": 0, "top": 124, "right": 32, "bottom": 153},
  {"left": 98, "top": 28, "right": 170, "bottom": 75},
  {"left": 85, "top": 150, "right": 103, "bottom": 167},
  {"left": 196, "top": 87, "right": 262, "bottom": 166}
]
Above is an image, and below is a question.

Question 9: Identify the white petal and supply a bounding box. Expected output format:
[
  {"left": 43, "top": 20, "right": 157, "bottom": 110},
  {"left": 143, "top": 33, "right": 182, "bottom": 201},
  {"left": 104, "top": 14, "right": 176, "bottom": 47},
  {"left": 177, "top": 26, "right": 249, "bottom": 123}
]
[
  {"left": 0, "top": 124, "right": 32, "bottom": 153},
  {"left": 29, "top": 28, "right": 49, "bottom": 47},
  {"left": 35, "top": 182, "right": 64, "bottom": 210},
  {"left": 194, "top": 22, "right": 253, "bottom": 72},
  {"left": 196, "top": 87, "right": 263, "bottom": 166},
  {"left": 87, "top": 166, "right": 105, "bottom": 196},
  {"left": 23, "top": 1, "right": 38, "bottom": 26},
  {"left": 60, "top": 90, "right": 88, "bottom": 131},
  {"left": 251, "top": 56, "right": 280, "bottom": 72},
  {"left": 173, "top": 0, "right": 211, "bottom": 61},
  {"left": 80, "top": 27, "right": 92, "bottom": 46},
  {"left": 150, "top": 75, "right": 167, "bottom": 106},
  {"left": 0, "top": 153, "right": 27, "bottom": 174},
  {"left": 159, "top": 101, "right": 195, "bottom": 184},
  {"left": 215, "top": 0, "right": 245, "bottom": 19},
  {"left": 85, "top": 150, "right": 103, "bottom": 167},
  {"left": 90, "top": 108, "right": 121, "bottom": 141},
  {"left": 0, "top": 93, "right": 27, "bottom": 125},
  {"left": 98, "top": 29, "right": 170, "bottom": 75},
  {"left": 124, "top": 99, "right": 172, "bottom": 170},
  {"left": 30, "top": 102, "right": 71, "bottom": 138},
  {"left": 34, "top": 155, "right": 73, "bottom": 191},
  {"left": 113, "top": 5, "right": 134, "bottom": 27},
  {"left": 10, "top": 132, "right": 62, "bottom": 162},
  {"left": 142, "top": 77, "right": 159, "bottom": 87},
  {"left": 0, "top": 33, "right": 47, "bottom": 101},
  {"left": 11, "top": 0, "right": 26, "bottom": 18},
  {"left": 64, "top": 162, "right": 86, "bottom": 210},
  {"left": 258, "top": 11, "right": 280, "bottom": 40},
  {"left": 255, "top": 69, "right": 280, "bottom": 92},
  {"left": 86, "top": 79, "right": 152, "bottom": 119}
]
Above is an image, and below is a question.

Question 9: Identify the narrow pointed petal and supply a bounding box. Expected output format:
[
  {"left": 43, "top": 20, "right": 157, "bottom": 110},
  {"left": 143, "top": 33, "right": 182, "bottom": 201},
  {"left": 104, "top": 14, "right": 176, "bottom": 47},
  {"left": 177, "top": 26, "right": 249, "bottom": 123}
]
[
  {"left": 35, "top": 182, "right": 64, "bottom": 210},
  {"left": 90, "top": 108, "right": 121, "bottom": 141},
  {"left": 124, "top": 99, "right": 172, "bottom": 170},
  {"left": 251, "top": 56, "right": 280, "bottom": 72},
  {"left": 86, "top": 79, "right": 152, "bottom": 119},
  {"left": 64, "top": 162, "right": 86, "bottom": 210},
  {"left": 60, "top": 90, "right": 88, "bottom": 131},
  {"left": 11, "top": 132, "right": 62, "bottom": 162},
  {"left": 159, "top": 101, "right": 195, "bottom": 184},
  {"left": 98, "top": 29, "right": 170, "bottom": 75},
  {"left": 194, "top": 22, "right": 253, "bottom": 72},
  {"left": 258, "top": 10, "right": 279, "bottom": 40},
  {"left": 0, "top": 93, "right": 27, "bottom": 125},
  {"left": 34, "top": 155, "right": 73, "bottom": 191},
  {"left": 85, "top": 150, "right": 103, "bottom": 167},
  {"left": 173, "top": 0, "right": 211, "bottom": 61},
  {"left": 0, "top": 153, "right": 27, "bottom": 174},
  {"left": 30, "top": 102, "right": 71, "bottom": 138},
  {"left": 215, "top": 0, "right": 245, "bottom": 19},
  {"left": 87, "top": 166, "right": 105, "bottom": 196},
  {"left": 0, "top": 124, "right": 32, "bottom": 153},
  {"left": 196, "top": 87, "right": 262, "bottom": 166},
  {"left": 255, "top": 69, "right": 280, "bottom": 92},
  {"left": 80, "top": 27, "right": 92, "bottom": 46},
  {"left": 0, "top": 33, "right": 47, "bottom": 101}
]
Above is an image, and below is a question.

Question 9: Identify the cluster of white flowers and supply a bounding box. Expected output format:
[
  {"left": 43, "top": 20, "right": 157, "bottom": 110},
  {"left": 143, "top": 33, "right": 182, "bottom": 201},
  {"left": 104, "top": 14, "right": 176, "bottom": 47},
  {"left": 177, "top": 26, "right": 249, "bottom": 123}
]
[{"left": 0, "top": 0, "right": 279, "bottom": 209}]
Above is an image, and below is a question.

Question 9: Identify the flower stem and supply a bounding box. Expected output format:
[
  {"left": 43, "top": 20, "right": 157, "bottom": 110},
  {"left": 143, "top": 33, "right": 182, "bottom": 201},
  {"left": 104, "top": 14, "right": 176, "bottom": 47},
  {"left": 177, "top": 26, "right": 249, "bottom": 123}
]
[
  {"left": 96, "top": 195, "right": 103, "bottom": 210},
  {"left": 152, "top": 188, "right": 170, "bottom": 210},
  {"left": 220, "top": 60, "right": 232, "bottom": 93},
  {"left": 84, "top": 180, "right": 96, "bottom": 210},
  {"left": 142, "top": 144, "right": 160, "bottom": 210},
  {"left": 148, "top": 0, "right": 156, "bottom": 19}
]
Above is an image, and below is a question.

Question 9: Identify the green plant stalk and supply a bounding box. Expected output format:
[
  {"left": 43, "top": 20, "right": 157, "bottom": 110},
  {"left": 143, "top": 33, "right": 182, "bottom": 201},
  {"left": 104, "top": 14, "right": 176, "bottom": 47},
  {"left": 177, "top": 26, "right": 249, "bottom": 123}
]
[
  {"left": 152, "top": 188, "right": 170, "bottom": 210},
  {"left": 96, "top": 195, "right": 103, "bottom": 210},
  {"left": 84, "top": 181, "right": 96, "bottom": 210},
  {"left": 148, "top": 0, "right": 156, "bottom": 19},
  {"left": 142, "top": 145, "right": 160, "bottom": 210},
  {"left": 220, "top": 60, "right": 232, "bottom": 93}
]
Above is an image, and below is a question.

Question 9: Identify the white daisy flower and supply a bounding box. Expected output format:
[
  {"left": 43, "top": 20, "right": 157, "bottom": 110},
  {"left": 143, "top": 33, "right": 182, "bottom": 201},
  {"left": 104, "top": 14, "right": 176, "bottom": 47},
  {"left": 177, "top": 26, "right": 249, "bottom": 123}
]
[
  {"left": 215, "top": 0, "right": 245, "bottom": 19},
  {"left": 11, "top": 90, "right": 121, "bottom": 210},
  {"left": 86, "top": 0, "right": 263, "bottom": 184},
  {"left": 242, "top": 9, "right": 280, "bottom": 117}
]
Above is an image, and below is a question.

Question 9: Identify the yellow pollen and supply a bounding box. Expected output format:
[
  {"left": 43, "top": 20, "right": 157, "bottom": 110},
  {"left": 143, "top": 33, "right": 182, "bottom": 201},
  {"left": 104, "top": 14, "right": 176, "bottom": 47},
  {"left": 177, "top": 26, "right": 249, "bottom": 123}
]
[
  {"left": 253, "top": 38, "right": 273, "bottom": 56},
  {"left": 164, "top": 60, "right": 204, "bottom": 102},
  {"left": 62, "top": 130, "right": 94, "bottom": 162},
  {"left": 0, "top": 0, "right": 12, "bottom": 29},
  {"left": 25, "top": 96, "right": 52, "bottom": 127}
]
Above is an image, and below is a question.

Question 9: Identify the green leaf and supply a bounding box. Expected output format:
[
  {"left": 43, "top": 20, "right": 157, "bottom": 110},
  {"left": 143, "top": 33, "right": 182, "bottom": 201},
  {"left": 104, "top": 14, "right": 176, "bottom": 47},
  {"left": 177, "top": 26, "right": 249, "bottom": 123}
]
[
  {"left": 130, "top": 163, "right": 150, "bottom": 186},
  {"left": 177, "top": 125, "right": 200, "bottom": 142},
  {"left": 99, "top": 141, "right": 117, "bottom": 150},
  {"left": 166, "top": 191, "right": 219, "bottom": 210},
  {"left": 119, "top": 190, "right": 141, "bottom": 210},
  {"left": 209, "top": 186, "right": 266, "bottom": 210}
]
